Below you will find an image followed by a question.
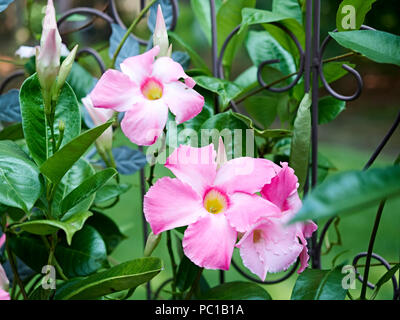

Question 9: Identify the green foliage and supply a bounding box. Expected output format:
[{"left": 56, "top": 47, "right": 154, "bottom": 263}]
[
  {"left": 0, "top": 140, "right": 43, "bottom": 212},
  {"left": 176, "top": 255, "right": 201, "bottom": 292},
  {"left": 336, "top": 0, "right": 377, "bottom": 32},
  {"left": 291, "top": 266, "right": 347, "bottom": 300},
  {"left": 289, "top": 93, "right": 311, "bottom": 190},
  {"left": 54, "top": 257, "right": 162, "bottom": 300},
  {"left": 19, "top": 73, "right": 81, "bottom": 165},
  {"left": 201, "top": 281, "right": 272, "bottom": 300},
  {"left": 330, "top": 30, "right": 400, "bottom": 66},
  {"left": 318, "top": 96, "right": 346, "bottom": 125},
  {"left": 291, "top": 165, "right": 400, "bottom": 223}
]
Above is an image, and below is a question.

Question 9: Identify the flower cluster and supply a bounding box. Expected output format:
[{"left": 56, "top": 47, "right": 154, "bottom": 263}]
[{"left": 144, "top": 140, "right": 317, "bottom": 280}]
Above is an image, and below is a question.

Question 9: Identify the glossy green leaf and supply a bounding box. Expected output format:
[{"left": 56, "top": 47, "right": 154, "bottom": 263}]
[
  {"left": 94, "top": 183, "right": 132, "bottom": 206},
  {"left": 86, "top": 210, "right": 126, "bottom": 254},
  {"left": 290, "top": 165, "right": 400, "bottom": 223},
  {"left": 201, "top": 281, "right": 272, "bottom": 300},
  {"left": 289, "top": 93, "right": 311, "bottom": 191},
  {"left": 51, "top": 158, "right": 95, "bottom": 219},
  {"left": 372, "top": 264, "right": 400, "bottom": 299},
  {"left": 168, "top": 31, "right": 210, "bottom": 72},
  {"left": 336, "top": 0, "right": 376, "bottom": 32},
  {"left": 272, "top": 0, "right": 302, "bottom": 24},
  {"left": 320, "top": 61, "right": 356, "bottom": 87},
  {"left": 217, "top": 0, "right": 256, "bottom": 73},
  {"left": 318, "top": 96, "right": 346, "bottom": 125},
  {"left": 330, "top": 30, "right": 400, "bottom": 66},
  {"left": 291, "top": 266, "right": 347, "bottom": 300},
  {"left": 55, "top": 257, "right": 162, "bottom": 300},
  {"left": 40, "top": 120, "right": 114, "bottom": 184},
  {"left": 190, "top": 0, "right": 222, "bottom": 44},
  {"left": 200, "top": 110, "right": 251, "bottom": 159},
  {"left": 60, "top": 168, "right": 117, "bottom": 215},
  {"left": 244, "top": 96, "right": 278, "bottom": 129},
  {"left": 193, "top": 76, "right": 242, "bottom": 109},
  {"left": 9, "top": 225, "right": 107, "bottom": 278},
  {"left": 19, "top": 73, "right": 81, "bottom": 165},
  {"left": 176, "top": 255, "right": 201, "bottom": 292},
  {"left": 246, "top": 30, "right": 296, "bottom": 81},
  {"left": 11, "top": 211, "right": 92, "bottom": 245},
  {"left": 66, "top": 62, "right": 97, "bottom": 101},
  {"left": 0, "top": 123, "right": 24, "bottom": 140},
  {"left": 0, "top": 140, "right": 43, "bottom": 212}
]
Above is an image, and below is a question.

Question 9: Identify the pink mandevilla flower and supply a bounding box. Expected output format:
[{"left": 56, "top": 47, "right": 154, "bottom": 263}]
[
  {"left": 0, "top": 234, "right": 10, "bottom": 300},
  {"left": 236, "top": 163, "right": 317, "bottom": 280},
  {"left": 90, "top": 45, "right": 204, "bottom": 146},
  {"left": 144, "top": 141, "right": 280, "bottom": 270}
]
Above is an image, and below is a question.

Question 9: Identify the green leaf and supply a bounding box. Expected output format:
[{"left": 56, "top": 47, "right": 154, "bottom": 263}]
[
  {"left": 176, "top": 255, "right": 201, "bottom": 292},
  {"left": 201, "top": 281, "right": 272, "bottom": 300},
  {"left": 86, "top": 210, "right": 126, "bottom": 254},
  {"left": 190, "top": 0, "right": 222, "bottom": 44},
  {"left": 290, "top": 165, "right": 400, "bottom": 223},
  {"left": 244, "top": 96, "right": 278, "bottom": 129},
  {"left": 289, "top": 93, "right": 311, "bottom": 191},
  {"left": 199, "top": 110, "right": 251, "bottom": 159},
  {"left": 318, "top": 96, "right": 346, "bottom": 125},
  {"left": 0, "top": 140, "right": 43, "bottom": 212},
  {"left": 40, "top": 120, "right": 114, "bottom": 184},
  {"left": 51, "top": 158, "right": 95, "bottom": 219},
  {"left": 193, "top": 76, "right": 243, "bottom": 110},
  {"left": 320, "top": 61, "right": 356, "bottom": 87},
  {"left": 11, "top": 211, "right": 93, "bottom": 245},
  {"left": 329, "top": 30, "right": 400, "bottom": 66},
  {"left": 272, "top": 0, "right": 302, "bottom": 24},
  {"left": 65, "top": 62, "right": 97, "bottom": 102},
  {"left": 19, "top": 73, "right": 81, "bottom": 165},
  {"left": 54, "top": 257, "right": 162, "bottom": 300},
  {"left": 0, "top": 123, "right": 24, "bottom": 140},
  {"left": 9, "top": 225, "right": 107, "bottom": 278},
  {"left": 336, "top": 0, "right": 376, "bottom": 32},
  {"left": 60, "top": 168, "right": 117, "bottom": 215},
  {"left": 372, "top": 264, "right": 400, "bottom": 299},
  {"left": 94, "top": 183, "right": 132, "bottom": 206},
  {"left": 217, "top": 0, "right": 256, "bottom": 73},
  {"left": 168, "top": 31, "right": 210, "bottom": 72},
  {"left": 291, "top": 266, "right": 347, "bottom": 300},
  {"left": 233, "top": 112, "right": 292, "bottom": 139},
  {"left": 246, "top": 30, "right": 296, "bottom": 81}
]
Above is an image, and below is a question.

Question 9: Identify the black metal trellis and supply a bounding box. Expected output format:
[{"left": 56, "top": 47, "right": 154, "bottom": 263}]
[{"left": 1, "top": 0, "right": 398, "bottom": 300}]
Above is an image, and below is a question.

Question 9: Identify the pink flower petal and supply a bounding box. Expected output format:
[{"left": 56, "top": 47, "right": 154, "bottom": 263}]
[
  {"left": 120, "top": 46, "right": 160, "bottom": 85},
  {"left": 214, "top": 158, "right": 279, "bottom": 195},
  {"left": 0, "top": 289, "right": 10, "bottom": 300},
  {"left": 163, "top": 81, "right": 204, "bottom": 124},
  {"left": 0, "top": 234, "right": 5, "bottom": 248},
  {"left": 0, "top": 264, "right": 9, "bottom": 292},
  {"left": 152, "top": 56, "right": 196, "bottom": 88},
  {"left": 144, "top": 177, "right": 206, "bottom": 235},
  {"left": 237, "top": 218, "right": 303, "bottom": 280},
  {"left": 120, "top": 98, "right": 168, "bottom": 146},
  {"left": 182, "top": 213, "right": 237, "bottom": 270},
  {"left": 261, "top": 162, "right": 301, "bottom": 213},
  {"left": 296, "top": 220, "right": 318, "bottom": 273},
  {"left": 227, "top": 192, "right": 280, "bottom": 233},
  {"left": 90, "top": 69, "right": 139, "bottom": 112},
  {"left": 165, "top": 144, "right": 217, "bottom": 196}
]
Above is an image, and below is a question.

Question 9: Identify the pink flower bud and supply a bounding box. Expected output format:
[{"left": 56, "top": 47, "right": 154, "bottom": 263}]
[
  {"left": 0, "top": 264, "right": 9, "bottom": 293},
  {"left": 36, "top": 0, "right": 62, "bottom": 91},
  {"left": 153, "top": 5, "right": 169, "bottom": 57},
  {"left": 82, "top": 95, "right": 114, "bottom": 152}
]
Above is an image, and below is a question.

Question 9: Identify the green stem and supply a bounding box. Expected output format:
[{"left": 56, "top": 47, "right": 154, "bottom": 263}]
[
  {"left": 166, "top": 230, "right": 178, "bottom": 300},
  {"left": 110, "top": 0, "right": 158, "bottom": 68},
  {"left": 5, "top": 236, "right": 28, "bottom": 300}
]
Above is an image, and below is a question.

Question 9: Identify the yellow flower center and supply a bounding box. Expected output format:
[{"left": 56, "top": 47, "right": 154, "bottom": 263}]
[
  {"left": 141, "top": 77, "right": 163, "bottom": 100},
  {"left": 203, "top": 189, "right": 228, "bottom": 214}
]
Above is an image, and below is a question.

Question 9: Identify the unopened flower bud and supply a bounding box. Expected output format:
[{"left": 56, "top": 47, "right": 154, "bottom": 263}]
[
  {"left": 55, "top": 45, "right": 78, "bottom": 94},
  {"left": 153, "top": 5, "right": 169, "bottom": 57},
  {"left": 144, "top": 232, "right": 162, "bottom": 257}
]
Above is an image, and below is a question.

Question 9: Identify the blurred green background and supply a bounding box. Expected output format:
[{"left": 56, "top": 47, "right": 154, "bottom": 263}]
[{"left": 0, "top": 0, "right": 399, "bottom": 299}]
